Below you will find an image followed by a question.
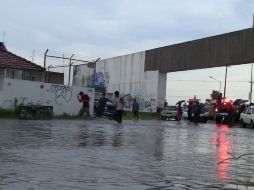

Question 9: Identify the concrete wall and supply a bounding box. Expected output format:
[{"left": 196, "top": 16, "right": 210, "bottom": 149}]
[
  {"left": 73, "top": 51, "right": 167, "bottom": 112},
  {"left": 145, "top": 28, "right": 254, "bottom": 73},
  {"left": 0, "top": 78, "right": 94, "bottom": 115},
  {"left": 157, "top": 73, "right": 167, "bottom": 108},
  {"left": 97, "top": 51, "right": 159, "bottom": 112},
  {"left": 44, "top": 71, "right": 64, "bottom": 84}
]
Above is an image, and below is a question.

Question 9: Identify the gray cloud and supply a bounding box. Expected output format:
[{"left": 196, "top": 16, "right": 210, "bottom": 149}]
[{"left": 0, "top": 0, "right": 253, "bottom": 64}]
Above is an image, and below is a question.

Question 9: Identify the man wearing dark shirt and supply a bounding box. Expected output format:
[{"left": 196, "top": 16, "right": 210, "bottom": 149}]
[
  {"left": 97, "top": 92, "right": 108, "bottom": 117},
  {"left": 132, "top": 98, "right": 139, "bottom": 120}
]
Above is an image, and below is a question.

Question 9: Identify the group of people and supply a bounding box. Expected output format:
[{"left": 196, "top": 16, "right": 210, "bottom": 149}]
[
  {"left": 187, "top": 102, "right": 202, "bottom": 123},
  {"left": 174, "top": 101, "right": 202, "bottom": 123},
  {"left": 77, "top": 91, "right": 140, "bottom": 124}
]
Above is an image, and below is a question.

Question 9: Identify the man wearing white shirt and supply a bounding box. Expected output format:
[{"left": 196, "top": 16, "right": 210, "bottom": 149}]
[{"left": 114, "top": 91, "right": 124, "bottom": 123}]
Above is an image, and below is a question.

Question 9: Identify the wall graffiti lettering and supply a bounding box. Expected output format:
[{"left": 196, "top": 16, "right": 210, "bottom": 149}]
[
  {"left": 123, "top": 94, "right": 157, "bottom": 112},
  {"left": 47, "top": 85, "right": 73, "bottom": 105},
  {"left": 123, "top": 94, "right": 133, "bottom": 109},
  {"left": 2, "top": 97, "right": 52, "bottom": 111},
  {"left": 73, "top": 64, "right": 110, "bottom": 88},
  {"left": 87, "top": 72, "right": 109, "bottom": 88}
]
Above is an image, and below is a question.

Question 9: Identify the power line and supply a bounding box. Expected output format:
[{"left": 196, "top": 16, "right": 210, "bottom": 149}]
[{"left": 167, "top": 79, "right": 249, "bottom": 83}]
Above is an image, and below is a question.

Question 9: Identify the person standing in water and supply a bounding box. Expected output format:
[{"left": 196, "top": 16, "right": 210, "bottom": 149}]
[
  {"left": 114, "top": 91, "right": 125, "bottom": 124},
  {"left": 132, "top": 98, "right": 139, "bottom": 121}
]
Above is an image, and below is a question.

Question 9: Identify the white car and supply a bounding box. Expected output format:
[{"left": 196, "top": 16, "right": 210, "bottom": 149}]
[
  {"left": 182, "top": 107, "right": 188, "bottom": 119},
  {"left": 160, "top": 106, "right": 177, "bottom": 120},
  {"left": 240, "top": 106, "right": 254, "bottom": 127}
]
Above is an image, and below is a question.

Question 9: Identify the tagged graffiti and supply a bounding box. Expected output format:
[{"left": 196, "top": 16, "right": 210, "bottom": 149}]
[
  {"left": 47, "top": 85, "right": 73, "bottom": 105},
  {"left": 123, "top": 94, "right": 133, "bottom": 109},
  {"left": 73, "top": 67, "right": 109, "bottom": 88},
  {"left": 87, "top": 72, "right": 109, "bottom": 88},
  {"left": 2, "top": 97, "right": 52, "bottom": 111},
  {"left": 123, "top": 94, "right": 157, "bottom": 112}
]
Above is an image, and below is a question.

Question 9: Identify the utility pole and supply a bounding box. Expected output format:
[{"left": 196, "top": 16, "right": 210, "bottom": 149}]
[
  {"left": 223, "top": 66, "right": 228, "bottom": 98},
  {"left": 209, "top": 76, "right": 221, "bottom": 92},
  {"left": 68, "top": 54, "right": 75, "bottom": 85},
  {"left": 44, "top": 49, "right": 49, "bottom": 69},
  {"left": 251, "top": 14, "right": 254, "bottom": 103},
  {"left": 250, "top": 64, "right": 253, "bottom": 103}
]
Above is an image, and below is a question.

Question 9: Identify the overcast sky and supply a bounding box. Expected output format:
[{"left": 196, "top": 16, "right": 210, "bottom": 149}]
[{"left": 1, "top": 0, "right": 254, "bottom": 103}]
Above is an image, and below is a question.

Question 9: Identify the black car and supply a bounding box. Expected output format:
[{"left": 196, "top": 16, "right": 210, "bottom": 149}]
[
  {"left": 214, "top": 98, "right": 234, "bottom": 123},
  {"left": 191, "top": 103, "right": 209, "bottom": 123},
  {"left": 94, "top": 99, "right": 126, "bottom": 119}
]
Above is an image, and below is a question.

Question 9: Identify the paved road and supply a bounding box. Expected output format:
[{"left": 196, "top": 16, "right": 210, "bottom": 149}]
[{"left": 1, "top": 119, "right": 254, "bottom": 190}]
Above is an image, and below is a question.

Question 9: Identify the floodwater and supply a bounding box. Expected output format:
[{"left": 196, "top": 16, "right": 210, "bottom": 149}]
[{"left": 1, "top": 119, "right": 254, "bottom": 190}]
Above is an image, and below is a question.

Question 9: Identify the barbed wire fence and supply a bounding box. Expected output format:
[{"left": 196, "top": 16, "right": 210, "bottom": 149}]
[{"left": 43, "top": 49, "right": 100, "bottom": 85}]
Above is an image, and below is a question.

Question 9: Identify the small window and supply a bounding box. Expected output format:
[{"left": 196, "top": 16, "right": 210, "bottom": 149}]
[
  {"left": 247, "top": 108, "right": 252, "bottom": 114},
  {"left": 0, "top": 69, "right": 5, "bottom": 78}
]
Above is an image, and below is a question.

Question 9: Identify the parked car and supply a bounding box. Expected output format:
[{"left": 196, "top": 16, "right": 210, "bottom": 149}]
[
  {"left": 184, "top": 103, "right": 209, "bottom": 123},
  {"left": 182, "top": 107, "right": 188, "bottom": 119},
  {"left": 94, "top": 98, "right": 126, "bottom": 119},
  {"left": 160, "top": 106, "right": 177, "bottom": 120},
  {"left": 240, "top": 106, "right": 254, "bottom": 127},
  {"left": 233, "top": 99, "right": 248, "bottom": 122},
  {"left": 214, "top": 98, "right": 234, "bottom": 123}
]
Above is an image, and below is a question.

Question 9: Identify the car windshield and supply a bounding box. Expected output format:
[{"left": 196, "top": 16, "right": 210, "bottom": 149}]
[{"left": 164, "top": 106, "right": 176, "bottom": 111}]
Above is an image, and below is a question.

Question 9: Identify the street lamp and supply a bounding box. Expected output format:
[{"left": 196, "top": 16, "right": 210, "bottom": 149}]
[
  {"left": 250, "top": 63, "right": 253, "bottom": 103},
  {"left": 209, "top": 76, "right": 221, "bottom": 92}
]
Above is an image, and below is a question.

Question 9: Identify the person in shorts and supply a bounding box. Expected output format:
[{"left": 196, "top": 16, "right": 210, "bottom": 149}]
[{"left": 132, "top": 98, "right": 139, "bottom": 120}]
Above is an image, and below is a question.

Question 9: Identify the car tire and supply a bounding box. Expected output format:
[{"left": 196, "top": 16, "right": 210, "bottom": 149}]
[
  {"left": 241, "top": 119, "right": 246, "bottom": 128},
  {"left": 215, "top": 117, "right": 221, "bottom": 123},
  {"left": 251, "top": 120, "right": 254, "bottom": 128}
]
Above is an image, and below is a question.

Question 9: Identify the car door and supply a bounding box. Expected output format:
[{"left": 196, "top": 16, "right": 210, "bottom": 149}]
[
  {"left": 245, "top": 108, "right": 252, "bottom": 124},
  {"left": 251, "top": 107, "right": 254, "bottom": 123},
  {"left": 242, "top": 108, "right": 249, "bottom": 124}
]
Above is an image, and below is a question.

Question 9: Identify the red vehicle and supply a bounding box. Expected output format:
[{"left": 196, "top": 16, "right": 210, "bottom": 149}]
[{"left": 214, "top": 97, "right": 234, "bottom": 123}]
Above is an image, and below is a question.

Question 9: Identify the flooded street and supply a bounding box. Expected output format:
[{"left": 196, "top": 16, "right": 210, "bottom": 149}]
[{"left": 1, "top": 119, "right": 254, "bottom": 189}]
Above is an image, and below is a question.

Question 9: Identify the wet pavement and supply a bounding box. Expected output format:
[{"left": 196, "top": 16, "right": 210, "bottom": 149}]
[{"left": 1, "top": 119, "right": 254, "bottom": 190}]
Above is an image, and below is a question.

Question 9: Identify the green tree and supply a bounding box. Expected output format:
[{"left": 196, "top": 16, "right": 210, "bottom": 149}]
[{"left": 210, "top": 90, "right": 221, "bottom": 100}]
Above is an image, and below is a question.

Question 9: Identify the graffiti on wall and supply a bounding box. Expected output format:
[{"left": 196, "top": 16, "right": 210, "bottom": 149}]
[
  {"left": 2, "top": 97, "right": 52, "bottom": 111},
  {"left": 83, "top": 72, "right": 109, "bottom": 88},
  {"left": 73, "top": 65, "right": 109, "bottom": 88},
  {"left": 47, "top": 84, "right": 73, "bottom": 105},
  {"left": 93, "top": 72, "right": 109, "bottom": 87},
  {"left": 123, "top": 94, "right": 157, "bottom": 112}
]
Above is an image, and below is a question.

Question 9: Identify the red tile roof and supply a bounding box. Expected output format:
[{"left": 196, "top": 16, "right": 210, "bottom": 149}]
[{"left": 0, "top": 42, "right": 45, "bottom": 71}]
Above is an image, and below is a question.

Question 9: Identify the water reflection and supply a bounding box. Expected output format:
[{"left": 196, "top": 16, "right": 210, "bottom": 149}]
[
  {"left": 78, "top": 125, "right": 89, "bottom": 147},
  {"left": 112, "top": 126, "right": 123, "bottom": 147},
  {"left": 213, "top": 124, "right": 231, "bottom": 180},
  {"left": 78, "top": 124, "right": 124, "bottom": 148},
  {"left": 153, "top": 127, "right": 164, "bottom": 161},
  {"left": 2, "top": 119, "right": 254, "bottom": 189}
]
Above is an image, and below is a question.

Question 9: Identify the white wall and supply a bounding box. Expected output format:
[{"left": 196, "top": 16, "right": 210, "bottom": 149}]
[
  {"left": 97, "top": 51, "right": 159, "bottom": 112},
  {"left": 0, "top": 78, "right": 94, "bottom": 115},
  {"left": 72, "top": 51, "right": 167, "bottom": 112},
  {"left": 157, "top": 73, "right": 167, "bottom": 108}
]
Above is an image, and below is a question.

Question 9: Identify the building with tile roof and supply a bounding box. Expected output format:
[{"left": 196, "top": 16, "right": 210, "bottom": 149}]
[
  {"left": 0, "top": 42, "right": 45, "bottom": 71},
  {"left": 0, "top": 42, "right": 63, "bottom": 84}
]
